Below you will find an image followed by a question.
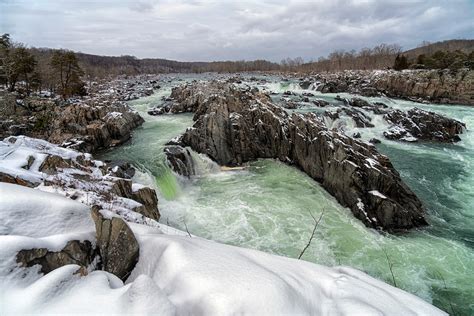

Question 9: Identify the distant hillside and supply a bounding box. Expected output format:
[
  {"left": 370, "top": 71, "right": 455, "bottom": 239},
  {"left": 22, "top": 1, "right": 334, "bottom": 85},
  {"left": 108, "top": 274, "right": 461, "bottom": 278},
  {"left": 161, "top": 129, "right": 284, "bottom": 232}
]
[
  {"left": 28, "top": 47, "right": 280, "bottom": 78},
  {"left": 404, "top": 39, "right": 474, "bottom": 58},
  {"left": 27, "top": 39, "right": 474, "bottom": 78}
]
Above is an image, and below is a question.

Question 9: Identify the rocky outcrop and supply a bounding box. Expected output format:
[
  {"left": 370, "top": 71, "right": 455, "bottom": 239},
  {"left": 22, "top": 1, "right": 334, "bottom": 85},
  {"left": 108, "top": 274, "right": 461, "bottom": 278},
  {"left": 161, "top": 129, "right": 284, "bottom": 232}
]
[
  {"left": 383, "top": 108, "right": 466, "bottom": 142},
  {"left": 16, "top": 240, "right": 97, "bottom": 274},
  {"left": 310, "top": 69, "right": 474, "bottom": 106},
  {"left": 169, "top": 81, "right": 427, "bottom": 231},
  {"left": 91, "top": 206, "right": 139, "bottom": 281},
  {"left": 0, "top": 76, "right": 153, "bottom": 153},
  {"left": 164, "top": 145, "right": 196, "bottom": 177},
  {"left": 48, "top": 103, "right": 144, "bottom": 153},
  {"left": 1, "top": 136, "right": 161, "bottom": 222}
]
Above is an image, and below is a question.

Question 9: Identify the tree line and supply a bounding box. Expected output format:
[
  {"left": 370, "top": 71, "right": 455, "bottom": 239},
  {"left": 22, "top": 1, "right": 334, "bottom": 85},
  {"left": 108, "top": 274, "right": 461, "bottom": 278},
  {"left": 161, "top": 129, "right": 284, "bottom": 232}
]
[
  {"left": 1, "top": 34, "right": 85, "bottom": 98},
  {"left": 393, "top": 49, "right": 474, "bottom": 71}
]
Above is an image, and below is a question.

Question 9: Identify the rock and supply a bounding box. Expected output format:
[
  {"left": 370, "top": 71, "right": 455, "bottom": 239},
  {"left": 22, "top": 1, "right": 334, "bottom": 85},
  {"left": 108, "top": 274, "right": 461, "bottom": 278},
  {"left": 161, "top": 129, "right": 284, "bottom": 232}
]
[
  {"left": 299, "top": 69, "right": 474, "bottom": 106},
  {"left": 334, "top": 95, "right": 348, "bottom": 103},
  {"left": 353, "top": 132, "right": 361, "bottom": 138},
  {"left": 172, "top": 81, "right": 427, "bottom": 231},
  {"left": 359, "top": 86, "right": 380, "bottom": 97},
  {"left": 280, "top": 99, "right": 298, "bottom": 109},
  {"left": 108, "top": 160, "right": 136, "bottom": 179},
  {"left": 132, "top": 186, "right": 160, "bottom": 220},
  {"left": 0, "top": 76, "right": 151, "bottom": 153},
  {"left": 148, "top": 103, "right": 172, "bottom": 115},
  {"left": 108, "top": 177, "right": 160, "bottom": 220},
  {"left": 0, "top": 172, "right": 36, "bottom": 187},
  {"left": 91, "top": 206, "right": 139, "bottom": 281},
  {"left": 312, "top": 99, "right": 330, "bottom": 107},
  {"left": 324, "top": 110, "right": 340, "bottom": 121},
  {"left": 349, "top": 98, "right": 370, "bottom": 108},
  {"left": 39, "top": 155, "right": 71, "bottom": 174},
  {"left": 16, "top": 240, "right": 97, "bottom": 274},
  {"left": 341, "top": 108, "right": 374, "bottom": 128},
  {"left": 317, "top": 81, "right": 348, "bottom": 93},
  {"left": 164, "top": 145, "right": 196, "bottom": 177},
  {"left": 383, "top": 108, "right": 465, "bottom": 142},
  {"left": 369, "top": 138, "right": 381, "bottom": 144},
  {"left": 299, "top": 80, "right": 312, "bottom": 89}
]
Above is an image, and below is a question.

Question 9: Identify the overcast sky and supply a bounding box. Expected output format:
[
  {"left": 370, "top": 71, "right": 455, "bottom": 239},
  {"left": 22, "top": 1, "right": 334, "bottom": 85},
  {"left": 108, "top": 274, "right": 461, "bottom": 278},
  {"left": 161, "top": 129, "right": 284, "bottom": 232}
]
[{"left": 1, "top": 0, "right": 473, "bottom": 62}]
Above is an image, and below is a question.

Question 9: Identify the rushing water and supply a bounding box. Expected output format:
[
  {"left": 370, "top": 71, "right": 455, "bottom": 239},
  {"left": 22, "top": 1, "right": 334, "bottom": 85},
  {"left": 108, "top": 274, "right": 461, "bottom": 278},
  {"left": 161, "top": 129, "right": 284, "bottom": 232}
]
[{"left": 99, "top": 75, "right": 474, "bottom": 315}]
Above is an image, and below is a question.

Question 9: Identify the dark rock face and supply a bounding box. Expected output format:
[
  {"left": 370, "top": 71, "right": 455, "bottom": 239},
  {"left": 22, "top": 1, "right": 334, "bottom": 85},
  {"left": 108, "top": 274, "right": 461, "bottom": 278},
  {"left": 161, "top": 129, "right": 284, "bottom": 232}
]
[
  {"left": 91, "top": 206, "right": 139, "bottom": 281},
  {"left": 169, "top": 81, "right": 427, "bottom": 231},
  {"left": 16, "top": 240, "right": 97, "bottom": 274},
  {"left": 383, "top": 108, "right": 466, "bottom": 142},
  {"left": 164, "top": 145, "right": 196, "bottom": 177}
]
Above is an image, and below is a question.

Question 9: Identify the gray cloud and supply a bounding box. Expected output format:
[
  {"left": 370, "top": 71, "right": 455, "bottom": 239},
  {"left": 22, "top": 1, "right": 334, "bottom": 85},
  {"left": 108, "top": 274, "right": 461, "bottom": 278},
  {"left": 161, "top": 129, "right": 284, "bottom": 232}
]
[{"left": 1, "top": 0, "right": 472, "bottom": 61}]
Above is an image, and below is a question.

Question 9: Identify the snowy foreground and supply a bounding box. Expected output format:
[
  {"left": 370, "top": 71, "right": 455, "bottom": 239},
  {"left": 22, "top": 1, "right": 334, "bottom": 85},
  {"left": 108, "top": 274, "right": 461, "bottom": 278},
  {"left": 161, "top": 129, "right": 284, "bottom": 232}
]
[{"left": 0, "top": 137, "right": 446, "bottom": 315}]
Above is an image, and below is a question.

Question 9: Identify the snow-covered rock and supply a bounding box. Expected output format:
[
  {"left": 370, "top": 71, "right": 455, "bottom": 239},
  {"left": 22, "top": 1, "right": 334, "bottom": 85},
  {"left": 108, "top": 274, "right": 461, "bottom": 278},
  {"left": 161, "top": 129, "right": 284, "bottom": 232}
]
[{"left": 0, "top": 136, "right": 160, "bottom": 223}]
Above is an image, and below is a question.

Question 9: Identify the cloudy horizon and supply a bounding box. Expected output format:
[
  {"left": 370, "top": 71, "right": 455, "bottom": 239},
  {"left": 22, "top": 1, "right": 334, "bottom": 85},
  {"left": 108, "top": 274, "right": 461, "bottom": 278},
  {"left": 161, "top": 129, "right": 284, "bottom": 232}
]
[{"left": 1, "top": 0, "right": 473, "bottom": 62}]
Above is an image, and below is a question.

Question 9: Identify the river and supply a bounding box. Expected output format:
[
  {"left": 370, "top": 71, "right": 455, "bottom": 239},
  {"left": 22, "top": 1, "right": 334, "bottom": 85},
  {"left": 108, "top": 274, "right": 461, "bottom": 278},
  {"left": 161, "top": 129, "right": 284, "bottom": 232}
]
[{"left": 99, "top": 74, "right": 474, "bottom": 315}]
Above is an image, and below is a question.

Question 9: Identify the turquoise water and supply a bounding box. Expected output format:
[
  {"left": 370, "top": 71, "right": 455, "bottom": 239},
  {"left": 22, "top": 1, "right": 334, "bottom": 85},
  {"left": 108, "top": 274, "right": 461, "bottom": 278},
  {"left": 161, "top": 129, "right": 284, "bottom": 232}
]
[{"left": 99, "top": 77, "right": 474, "bottom": 315}]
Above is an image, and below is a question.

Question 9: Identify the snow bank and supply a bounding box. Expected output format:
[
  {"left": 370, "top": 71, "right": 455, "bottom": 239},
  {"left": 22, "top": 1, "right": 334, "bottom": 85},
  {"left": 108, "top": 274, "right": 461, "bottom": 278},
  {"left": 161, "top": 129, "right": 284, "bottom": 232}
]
[
  {"left": 0, "top": 183, "right": 445, "bottom": 315},
  {"left": 129, "top": 229, "right": 445, "bottom": 315},
  {"left": 0, "top": 183, "right": 92, "bottom": 238}
]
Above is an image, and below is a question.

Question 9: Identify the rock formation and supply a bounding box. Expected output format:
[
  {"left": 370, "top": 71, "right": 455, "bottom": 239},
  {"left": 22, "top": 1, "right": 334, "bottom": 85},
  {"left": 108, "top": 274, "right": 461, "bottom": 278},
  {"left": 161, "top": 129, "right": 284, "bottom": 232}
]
[
  {"left": 91, "top": 206, "right": 140, "bottom": 281},
  {"left": 383, "top": 108, "right": 466, "bottom": 142},
  {"left": 164, "top": 145, "right": 196, "bottom": 177},
  {"left": 310, "top": 69, "right": 474, "bottom": 106},
  {"left": 0, "top": 136, "right": 160, "bottom": 222},
  {"left": 165, "top": 81, "right": 428, "bottom": 231},
  {"left": 16, "top": 240, "right": 97, "bottom": 274},
  {"left": 0, "top": 76, "right": 154, "bottom": 153}
]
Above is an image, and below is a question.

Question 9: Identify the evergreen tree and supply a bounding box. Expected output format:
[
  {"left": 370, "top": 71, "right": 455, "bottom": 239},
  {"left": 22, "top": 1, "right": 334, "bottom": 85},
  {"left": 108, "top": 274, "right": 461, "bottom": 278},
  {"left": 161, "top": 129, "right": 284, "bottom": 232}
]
[
  {"left": 4, "top": 45, "right": 37, "bottom": 93},
  {"left": 50, "top": 50, "right": 85, "bottom": 99},
  {"left": 393, "top": 54, "right": 409, "bottom": 71}
]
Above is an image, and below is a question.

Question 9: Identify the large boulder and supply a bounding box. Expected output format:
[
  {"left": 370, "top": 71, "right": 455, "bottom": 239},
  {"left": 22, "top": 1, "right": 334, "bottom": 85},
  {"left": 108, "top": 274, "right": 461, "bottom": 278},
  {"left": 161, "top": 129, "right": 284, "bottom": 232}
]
[
  {"left": 91, "top": 206, "right": 139, "bottom": 281},
  {"left": 383, "top": 108, "right": 465, "bottom": 142},
  {"left": 171, "top": 81, "right": 427, "bottom": 231}
]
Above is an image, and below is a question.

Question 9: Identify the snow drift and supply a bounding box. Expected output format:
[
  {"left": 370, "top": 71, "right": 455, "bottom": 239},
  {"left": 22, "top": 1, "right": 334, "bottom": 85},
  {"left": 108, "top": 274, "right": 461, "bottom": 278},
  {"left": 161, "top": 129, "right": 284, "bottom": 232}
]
[{"left": 0, "top": 181, "right": 446, "bottom": 315}]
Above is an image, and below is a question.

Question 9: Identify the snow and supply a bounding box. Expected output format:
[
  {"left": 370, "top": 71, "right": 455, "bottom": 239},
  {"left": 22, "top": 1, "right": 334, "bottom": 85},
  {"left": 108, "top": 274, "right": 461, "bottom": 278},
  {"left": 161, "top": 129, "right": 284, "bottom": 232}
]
[
  {"left": 0, "top": 182, "right": 446, "bottom": 315},
  {"left": 0, "top": 137, "right": 446, "bottom": 315},
  {"left": 369, "top": 190, "right": 388, "bottom": 199},
  {"left": 0, "top": 183, "right": 93, "bottom": 239}
]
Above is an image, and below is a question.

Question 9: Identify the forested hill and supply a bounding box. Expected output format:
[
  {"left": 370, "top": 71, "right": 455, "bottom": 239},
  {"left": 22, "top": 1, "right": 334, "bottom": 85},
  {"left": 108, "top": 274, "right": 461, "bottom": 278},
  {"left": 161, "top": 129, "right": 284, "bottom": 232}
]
[
  {"left": 404, "top": 39, "right": 474, "bottom": 58},
  {"left": 28, "top": 47, "right": 280, "bottom": 78},
  {"left": 28, "top": 39, "right": 473, "bottom": 78}
]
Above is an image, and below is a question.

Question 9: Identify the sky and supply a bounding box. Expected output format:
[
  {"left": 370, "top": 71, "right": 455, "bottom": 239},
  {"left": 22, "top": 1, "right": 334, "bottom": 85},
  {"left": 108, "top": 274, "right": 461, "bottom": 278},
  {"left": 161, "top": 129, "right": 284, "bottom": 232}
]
[{"left": 1, "top": 0, "right": 473, "bottom": 62}]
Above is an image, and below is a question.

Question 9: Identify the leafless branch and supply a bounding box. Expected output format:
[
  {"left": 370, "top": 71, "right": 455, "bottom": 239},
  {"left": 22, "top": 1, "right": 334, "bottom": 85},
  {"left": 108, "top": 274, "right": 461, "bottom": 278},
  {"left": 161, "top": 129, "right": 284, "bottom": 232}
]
[
  {"left": 298, "top": 210, "right": 324, "bottom": 260},
  {"left": 381, "top": 247, "right": 397, "bottom": 288},
  {"left": 183, "top": 220, "right": 192, "bottom": 238}
]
